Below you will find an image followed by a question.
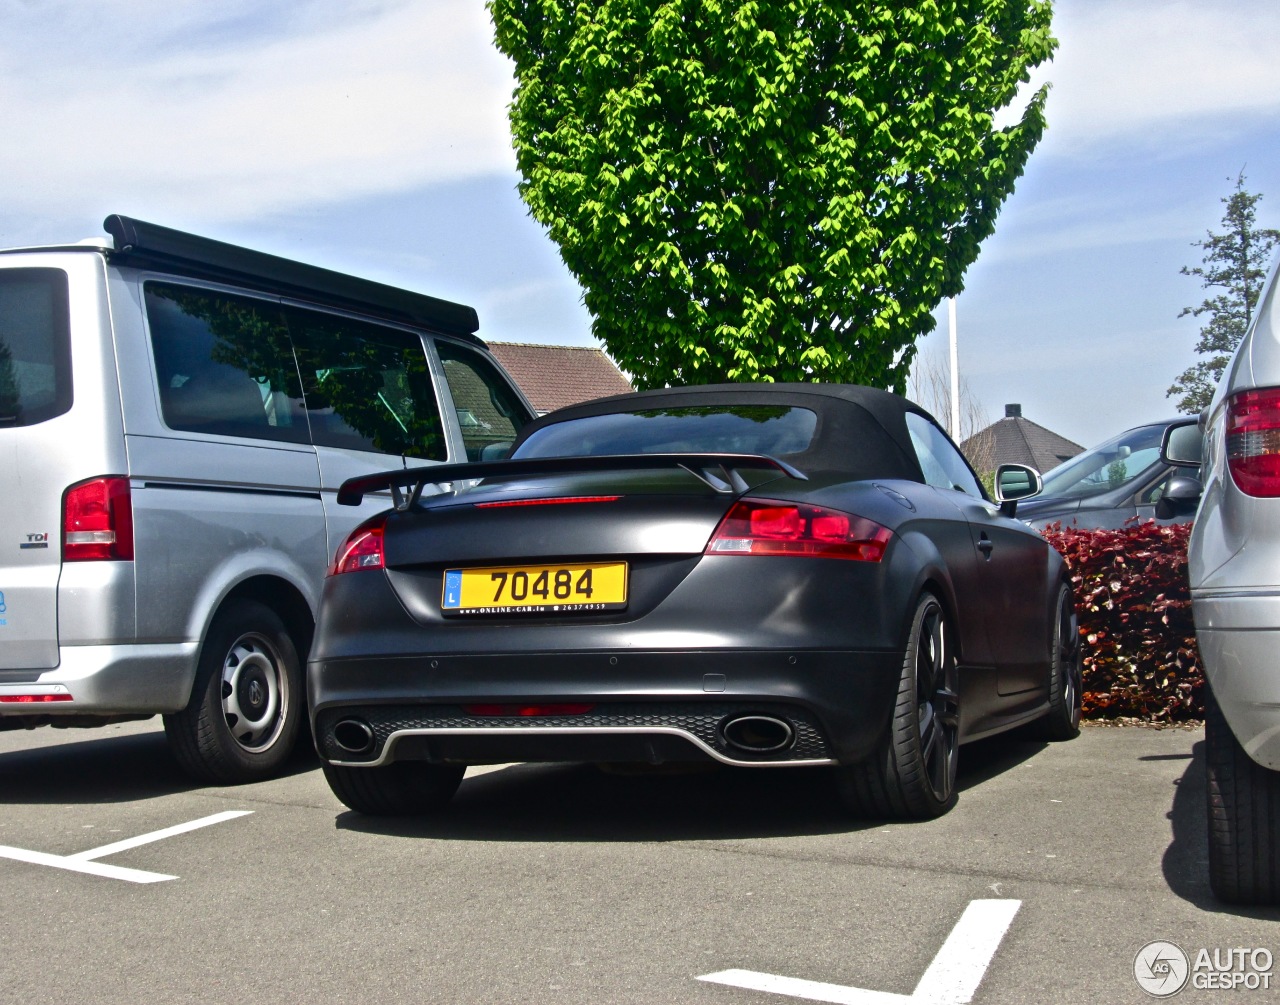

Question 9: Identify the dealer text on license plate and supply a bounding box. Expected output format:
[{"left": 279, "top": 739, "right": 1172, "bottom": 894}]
[{"left": 441, "top": 562, "right": 627, "bottom": 615}]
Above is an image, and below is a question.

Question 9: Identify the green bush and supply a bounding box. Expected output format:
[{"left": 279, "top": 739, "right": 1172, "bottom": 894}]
[{"left": 1041, "top": 521, "right": 1204, "bottom": 722}]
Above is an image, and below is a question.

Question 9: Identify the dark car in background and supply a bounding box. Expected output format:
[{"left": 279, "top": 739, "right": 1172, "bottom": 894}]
[
  {"left": 1016, "top": 418, "right": 1202, "bottom": 530},
  {"left": 308, "top": 384, "right": 1081, "bottom": 822}
]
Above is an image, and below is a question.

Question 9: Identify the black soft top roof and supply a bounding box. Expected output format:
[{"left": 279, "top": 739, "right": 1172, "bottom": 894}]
[
  {"left": 102, "top": 215, "right": 482, "bottom": 342},
  {"left": 512, "top": 382, "right": 940, "bottom": 483}
]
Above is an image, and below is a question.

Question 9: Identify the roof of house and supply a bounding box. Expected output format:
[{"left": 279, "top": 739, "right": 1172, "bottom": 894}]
[
  {"left": 960, "top": 404, "right": 1084, "bottom": 475},
  {"left": 487, "top": 342, "right": 633, "bottom": 414}
]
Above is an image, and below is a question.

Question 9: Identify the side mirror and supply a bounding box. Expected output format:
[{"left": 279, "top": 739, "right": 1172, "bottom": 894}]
[
  {"left": 1154, "top": 473, "right": 1202, "bottom": 520},
  {"left": 479, "top": 441, "right": 513, "bottom": 461},
  {"left": 994, "top": 463, "right": 1042, "bottom": 518},
  {"left": 1160, "top": 419, "right": 1203, "bottom": 467}
]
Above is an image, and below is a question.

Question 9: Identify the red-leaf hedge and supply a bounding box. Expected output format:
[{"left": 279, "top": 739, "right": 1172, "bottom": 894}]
[{"left": 1040, "top": 521, "right": 1204, "bottom": 722}]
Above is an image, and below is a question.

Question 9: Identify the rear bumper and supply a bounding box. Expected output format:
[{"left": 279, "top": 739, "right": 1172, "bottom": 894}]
[
  {"left": 0, "top": 642, "right": 198, "bottom": 718},
  {"left": 309, "top": 647, "right": 902, "bottom": 768},
  {"left": 1193, "top": 590, "right": 1280, "bottom": 770}
]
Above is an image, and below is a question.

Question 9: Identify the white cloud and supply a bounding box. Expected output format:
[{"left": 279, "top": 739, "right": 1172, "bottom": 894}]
[
  {"left": 0, "top": 0, "right": 516, "bottom": 233},
  {"left": 1012, "top": 0, "right": 1280, "bottom": 154}
]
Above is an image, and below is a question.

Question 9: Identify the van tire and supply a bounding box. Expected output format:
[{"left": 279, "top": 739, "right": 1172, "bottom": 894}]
[{"left": 165, "top": 599, "right": 303, "bottom": 784}]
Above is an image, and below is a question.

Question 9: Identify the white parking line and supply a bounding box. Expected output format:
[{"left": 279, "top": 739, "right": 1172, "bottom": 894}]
[
  {"left": 67, "top": 810, "right": 253, "bottom": 862},
  {"left": 699, "top": 899, "right": 1021, "bottom": 1005},
  {"left": 0, "top": 845, "right": 176, "bottom": 884},
  {"left": 0, "top": 810, "right": 254, "bottom": 884}
]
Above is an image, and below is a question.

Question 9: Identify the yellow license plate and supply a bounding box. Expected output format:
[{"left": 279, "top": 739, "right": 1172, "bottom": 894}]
[{"left": 441, "top": 562, "right": 628, "bottom": 615}]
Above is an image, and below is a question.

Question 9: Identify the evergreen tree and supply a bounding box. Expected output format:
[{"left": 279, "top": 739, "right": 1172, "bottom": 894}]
[{"left": 1168, "top": 171, "right": 1280, "bottom": 414}]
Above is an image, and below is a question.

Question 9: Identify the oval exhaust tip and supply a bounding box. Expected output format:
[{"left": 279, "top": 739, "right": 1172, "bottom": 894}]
[
  {"left": 722, "top": 715, "right": 795, "bottom": 754},
  {"left": 333, "top": 718, "right": 375, "bottom": 755}
]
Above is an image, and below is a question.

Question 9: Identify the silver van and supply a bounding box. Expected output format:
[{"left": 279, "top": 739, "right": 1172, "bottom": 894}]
[{"left": 0, "top": 215, "right": 535, "bottom": 783}]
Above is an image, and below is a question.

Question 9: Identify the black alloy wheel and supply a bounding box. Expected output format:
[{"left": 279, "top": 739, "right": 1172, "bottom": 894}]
[
  {"left": 1028, "top": 583, "right": 1083, "bottom": 741},
  {"left": 323, "top": 761, "right": 466, "bottom": 816},
  {"left": 837, "top": 591, "right": 960, "bottom": 819}
]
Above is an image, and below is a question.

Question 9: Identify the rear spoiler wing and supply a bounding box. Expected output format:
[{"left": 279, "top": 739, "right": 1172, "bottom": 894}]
[{"left": 336, "top": 453, "right": 808, "bottom": 509}]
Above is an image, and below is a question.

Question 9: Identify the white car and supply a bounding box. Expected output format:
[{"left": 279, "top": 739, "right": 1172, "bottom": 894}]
[{"left": 1168, "top": 258, "right": 1280, "bottom": 904}]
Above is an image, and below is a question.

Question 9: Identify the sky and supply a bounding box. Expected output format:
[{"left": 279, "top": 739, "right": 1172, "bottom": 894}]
[{"left": 3, "top": 0, "right": 1280, "bottom": 451}]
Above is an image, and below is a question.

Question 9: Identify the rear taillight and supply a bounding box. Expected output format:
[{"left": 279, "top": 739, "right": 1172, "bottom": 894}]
[
  {"left": 63, "top": 477, "right": 133, "bottom": 562},
  {"left": 706, "top": 499, "right": 891, "bottom": 561},
  {"left": 462, "top": 703, "right": 596, "bottom": 716},
  {"left": 330, "top": 516, "right": 386, "bottom": 575},
  {"left": 1227, "top": 388, "right": 1280, "bottom": 497},
  {"left": 474, "top": 496, "right": 622, "bottom": 508}
]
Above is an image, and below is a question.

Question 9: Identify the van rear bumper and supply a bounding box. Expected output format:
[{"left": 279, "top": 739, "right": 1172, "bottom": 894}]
[{"left": 0, "top": 643, "right": 198, "bottom": 716}]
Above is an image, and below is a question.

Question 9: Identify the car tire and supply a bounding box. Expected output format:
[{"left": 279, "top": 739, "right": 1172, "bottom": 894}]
[
  {"left": 836, "top": 592, "right": 960, "bottom": 819},
  {"left": 322, "top": 762, "right": 465, "bottom": 816},
  {"left": 1026, "top": 583, "right": 1082, "bottom": 742},
  {"left": 1205, "top": 685, "right": 1280, "bottom": 904},
  {"left": 164, "top": 599, "right": 303, "bottom": 784}
]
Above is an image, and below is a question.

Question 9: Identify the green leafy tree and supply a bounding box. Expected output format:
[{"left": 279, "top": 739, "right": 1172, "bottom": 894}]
[
  {"left": 1168, "top": 172, "right": 1280, "bottom": 414},
  {"left": 489, "top": 0, "right": 1056, "bottom": 390}
]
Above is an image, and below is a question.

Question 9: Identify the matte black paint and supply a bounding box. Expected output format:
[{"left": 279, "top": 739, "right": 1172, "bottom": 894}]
[{"left": 308, "top": 384, "right": 1066, "bottom": 770}]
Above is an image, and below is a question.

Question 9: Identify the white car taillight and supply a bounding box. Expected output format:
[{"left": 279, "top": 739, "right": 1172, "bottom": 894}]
[{"left": 1227, "top": 388, "right": 1280, "bottom": 497}]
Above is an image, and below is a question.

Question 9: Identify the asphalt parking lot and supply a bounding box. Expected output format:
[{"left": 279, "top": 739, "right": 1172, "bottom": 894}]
[{"left": 0, "top": 720, "right": 1275, "bottom": 1005}]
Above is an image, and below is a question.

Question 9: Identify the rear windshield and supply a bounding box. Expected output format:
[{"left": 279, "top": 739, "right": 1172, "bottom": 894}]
[
  {"left": 0, "top": 268, "right": 72, "bottom": 427},
  {"left": 515, "top": 405, "right": 818, "bottom": 458}
]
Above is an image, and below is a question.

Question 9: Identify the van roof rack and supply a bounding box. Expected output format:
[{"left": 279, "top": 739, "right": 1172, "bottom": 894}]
[{"left": 102, "top": 214, "right": 482, "bottom": 342}]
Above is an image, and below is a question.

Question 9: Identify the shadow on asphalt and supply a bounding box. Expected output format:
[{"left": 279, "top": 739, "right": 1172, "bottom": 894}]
[
  {"left": 335, "top": 733, "right": 1046, "bottom": 843},
  {"left": 1161, "top": 739, "right": 1280, "bottom": 919},
  {"left": 0, "top": 724, "right": 319, "bottom": 804}
]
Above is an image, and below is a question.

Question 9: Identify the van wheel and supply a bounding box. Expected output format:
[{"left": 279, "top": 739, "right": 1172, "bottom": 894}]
[
  {"left": 164, "top": 599, "right": 302, "bottom": 784},
  {"left": 1205, "top": 686, "right": 1280, "bottom": 904}
]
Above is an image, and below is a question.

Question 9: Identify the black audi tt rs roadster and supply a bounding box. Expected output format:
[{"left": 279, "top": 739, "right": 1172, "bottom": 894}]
[{"left": 308, "top": 383, "right": 1081, "bottom": 819}]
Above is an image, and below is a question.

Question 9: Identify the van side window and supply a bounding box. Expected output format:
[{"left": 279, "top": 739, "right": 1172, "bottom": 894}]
[
  {"left": 144, "top": 283, "right": 308, "bottom": 443},
  {"left": 288, "top": 308, "right": 446, "bottom": 461},
  {"left": 0, "top": 268, "right": 72, "bottom": 427},
  {"left": 436, "top": 340, "right": 531, "bottom": 460}
]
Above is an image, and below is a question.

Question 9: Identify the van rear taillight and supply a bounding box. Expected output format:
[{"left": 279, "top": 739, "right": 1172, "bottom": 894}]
[
  {"left": 330, "top": 516, "right": 386, "bottom": 575},
  {"left": 63, "top": 477, "right": 133, "bottom": 561},
  {"left": 1227, "top": 388, "right": 1280, "bottom": 497}
]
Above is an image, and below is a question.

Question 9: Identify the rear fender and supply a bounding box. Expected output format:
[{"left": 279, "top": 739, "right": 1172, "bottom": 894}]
[{"left": 893, "top": 530, "right": 967, "bottom": 661}]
